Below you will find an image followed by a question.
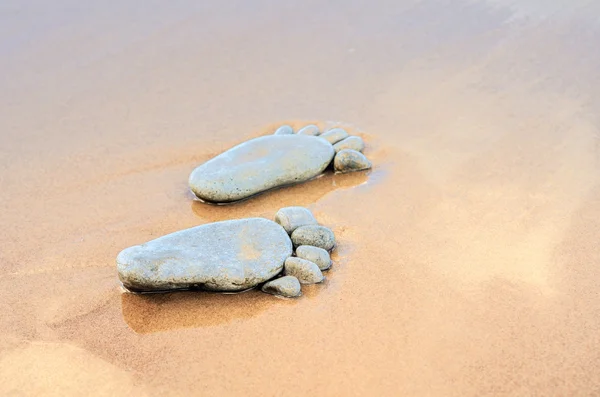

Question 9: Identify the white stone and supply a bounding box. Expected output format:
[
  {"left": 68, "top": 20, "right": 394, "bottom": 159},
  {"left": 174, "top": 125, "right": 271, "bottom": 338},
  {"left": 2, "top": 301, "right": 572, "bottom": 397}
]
[
  {"left": 334, "top": 149, "right": 372, "bottom": 173},
  {"left": 297, "top": 125, "right": 320, "bottom": 136},
  {"left": 320, "top": 128, "right": 349, "bottom": 144},
  {"left": 189, "top": 135, "right": 335, "bottom": 203},
  {"left": 275, "top": 206, "right": 318, "bottom": 234},
  {"left": 116, "top": 218, "right": 292, "bottom": 292},
  {"left": 291, "top": 225, "right": 336, "bottom": 251},
  {"left": 261, "top": 276, "right": 302, "bottom": 297},
  {"left": 274, "top": 125, "right": 294, "bottom": 135},
  {"left": 296, "top": 245, "right": 332, "bottom": 270},
  {"left": 283, "top": 257, "right": 324, "bottom": 284},
  {"left": 333, "top": 136, "right": 365, "bottom": 153}
]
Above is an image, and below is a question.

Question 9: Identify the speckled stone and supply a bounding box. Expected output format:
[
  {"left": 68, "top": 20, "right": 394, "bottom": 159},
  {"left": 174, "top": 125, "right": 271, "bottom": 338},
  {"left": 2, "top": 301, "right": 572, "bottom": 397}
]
[
  {"left": 333, "top": 136, "right": 365, "bottom": 153},
  {"left": 116, "top": 218, "right": 293, "bottom": 292},
  {"left": 274, "top": 125, "right": 294, "bottom": 135},
  {"left": 297, "top": 125, "right": 320, "bottom": 136},
  {"left": 275, "top": 206, "right": 318, "bottom": 234},
  {"left": 291, "top": 225, "right": 336, "bottom": 251},
  {"left": 261, "top": 276, "right": 302, "bottom": 297},
  {"left": 334, "top": 149, "right": 372, "bottom": 173},
  {"left": 295, "top": 245, "right": 332, "bottom": 270},
  {"left": 283, "top": 257, "right": 324, "bottom": 284},
  {"left": 189, "top": 135, "right": 335, "bottom": 203},
  {"left": 320, "top": 128, "right": 349, "bottom": 144}
]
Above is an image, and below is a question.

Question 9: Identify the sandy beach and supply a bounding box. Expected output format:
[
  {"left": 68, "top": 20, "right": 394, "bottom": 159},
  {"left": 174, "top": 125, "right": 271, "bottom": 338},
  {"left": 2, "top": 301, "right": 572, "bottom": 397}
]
[{"left": 2, "top": 0, "right": 600, "bottom": 395}]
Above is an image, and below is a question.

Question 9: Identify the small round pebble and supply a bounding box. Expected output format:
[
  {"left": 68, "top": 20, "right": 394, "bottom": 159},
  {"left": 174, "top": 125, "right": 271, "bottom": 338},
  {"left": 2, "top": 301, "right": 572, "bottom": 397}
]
[
  {"left": 320, "top": 128, "right": 349, "bottom": 144},
  {"left": 284, "top": 257, "right": 324, "bottom": 284},
  {"left": 291, "top": 225, "right": 336, "bottom": 251},
  {"left": 274, "top": 125, "right": 294, "bottom": 135},
  {"left": 297, "top": 125, "right": 320, "bottom": 136},
  {"left": 333, "top": 136, "right": 365, "bottom": 153},
  {"left": 275, "top": 206, "right": 318, "bottom": 234},
  {"left": 334, "top": 149, "right": 372, "bottom": 173},
  {"left": 296, "top": 245, "right": 332, "bottom": 270},
  {"left": 261, "top": 276, "right": 302, "bottom": 297}
]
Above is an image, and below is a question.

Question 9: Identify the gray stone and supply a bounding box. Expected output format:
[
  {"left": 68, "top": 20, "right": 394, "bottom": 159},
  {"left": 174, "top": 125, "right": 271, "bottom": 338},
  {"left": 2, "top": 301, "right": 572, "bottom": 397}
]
[
  {"left": 275, "top": 206, "right": 318, "bottom": 234},
  {"left": 295, "top": 245, "right": 332, "bottom": 270},
  {"left": 283, "top": 257, "right": 324, "bottom": 284},
  {"left": 297, "top": 125, "right": 320, "bottom": 136},
  {"left": 189, "top": 135, "right": 335, "bottom": 203},
  {"left": 116, "top": 218, "right": 293, "bottom": 292},
  {"left": 333, "top": 136, "right": 365, "bottom": 153},
  {"left": 334, "top": 149, "right": 372, "bottom": 173},
  {"left": 274, "top": 125, "right": 294, "bottom": 135},
  {"left": 291, "top": 225, "right": 336, "bottom": 251},
  {"left": 320, "top": 128, "right": 349, "bottom": 144},
  {"left": 261, "top": 276, "right": 302, "bottom": 298}
]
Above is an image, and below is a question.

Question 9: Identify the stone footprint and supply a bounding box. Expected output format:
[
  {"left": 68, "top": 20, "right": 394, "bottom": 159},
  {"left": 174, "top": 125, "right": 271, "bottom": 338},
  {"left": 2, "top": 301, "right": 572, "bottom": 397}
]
[
  {"left": 117, "top": 206, "right": 336, "bottom": 298},
  {"left": 189, "top": 124, "right": 372, "bottom": 203}
]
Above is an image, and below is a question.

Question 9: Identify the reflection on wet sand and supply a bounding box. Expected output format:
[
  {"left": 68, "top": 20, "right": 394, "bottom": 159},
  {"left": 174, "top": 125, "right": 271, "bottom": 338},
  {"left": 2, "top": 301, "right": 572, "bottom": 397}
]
[
  {"left": 121, "top": 289, "right": 293, "bottom": 333},
  {"left": 3, "top": 0, "right": 600, "bottom": 394},
  {"left": 191, "top": 170, "right": 369, "bottom": 222},
  {"left": 121, "top": 279, "right": 330, "bottom": 334}
]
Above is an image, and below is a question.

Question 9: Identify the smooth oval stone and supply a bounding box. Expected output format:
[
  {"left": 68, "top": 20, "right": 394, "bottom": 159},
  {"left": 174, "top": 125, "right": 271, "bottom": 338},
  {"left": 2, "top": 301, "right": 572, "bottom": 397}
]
[
  {"left": 334, "top": 149, "right": 372, "bottom": 173},
  {"left": 296, "top": 245, "right": 332, "bottom": 270},
  {"left": 116, "top": 218, "right": 293, "bottom": 292},
  {"left": 275, "top": 206, "right": 318, "bottom": 234},
  {"left": 333, "top": 136, "right": 365, "bottom": 153},
  {"left": 283, "top": 257, "right": 324, "bottom": 284},
  {"left": 291, "top": 225, "right": 335, "bottom": 251},
  {"left": 274, "top": 125, "right": 294, "bottom": 135},
  {"left": 297, "top": 125, "right": 320, "bottom": 136},
  {"left": 320, "top": 128, "right": 349, "bottom": 144},
  {"left": 261, "top": 276, "right": 302, "bottom": 298},
  {"left": 189, "top": 135, "right": 335, "bottom": 203}
]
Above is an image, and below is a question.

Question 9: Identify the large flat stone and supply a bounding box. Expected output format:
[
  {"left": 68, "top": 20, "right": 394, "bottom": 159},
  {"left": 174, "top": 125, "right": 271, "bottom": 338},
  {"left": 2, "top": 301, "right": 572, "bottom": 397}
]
[
  {"left": 117, "top": 218, "right": 292, "bottom": 292},
  {"left": 189, "top": 135, "right": 335, "bottom": 203}
]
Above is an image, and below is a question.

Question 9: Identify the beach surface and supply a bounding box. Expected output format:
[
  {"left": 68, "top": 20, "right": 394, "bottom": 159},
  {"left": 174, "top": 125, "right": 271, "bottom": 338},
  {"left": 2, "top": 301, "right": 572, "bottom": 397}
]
[{"left": 1, "top": 0, "right": 600, "bottom": 395}]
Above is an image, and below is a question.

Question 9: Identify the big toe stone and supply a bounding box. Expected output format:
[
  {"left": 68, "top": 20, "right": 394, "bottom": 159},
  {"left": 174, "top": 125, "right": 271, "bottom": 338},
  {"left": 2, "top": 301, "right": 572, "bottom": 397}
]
[{"left": 334, "top": 149, "right": 372, "bottom": 173}]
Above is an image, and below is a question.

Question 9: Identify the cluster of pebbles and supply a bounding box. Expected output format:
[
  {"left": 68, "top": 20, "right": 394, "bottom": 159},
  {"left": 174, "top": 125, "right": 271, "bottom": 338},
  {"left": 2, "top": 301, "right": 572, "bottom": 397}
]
[
  {"left": 189, "top": 124, "right": 371, "bottom": 203},
  {"left": 273, "top": 124, "right": 371, "bottom": 174},
  {"left": 116, "top": 206, "right": 334, "bottom": 299},
  {"left": 117, "top": 121, "right": 371, "bottom": 300},
  {"left": 262, "top": 207, "right": 335, "bottom": 297}
]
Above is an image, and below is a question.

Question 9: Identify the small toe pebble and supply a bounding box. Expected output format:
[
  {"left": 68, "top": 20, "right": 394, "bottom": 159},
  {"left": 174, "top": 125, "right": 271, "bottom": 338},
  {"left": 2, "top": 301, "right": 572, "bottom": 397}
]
[
  {"left": 320, "top": 128, "right": 349, "bottom": 144},
  {"left": 333, "top": 136, "right": 365, "bottom": 153},
  {"left": 334, "top": 149, "right": 372, "bottom": 173},
  {"left": 274, "top": 125, "right": 294, "bottom": 135},
  {"left": 262, "top": 276, "right": 302, "bottom": 297},
  {"left": 291, "top": 225, "right": 336, "bottom": 251},
  {"left": 296, "top": 245, "right": 332, "bottom": 270},
  {"left": 275, "top": 206, "right": 318, "bottom": 234},
  {"left": 284, "top": 257, "right": 324, "bottom": 284},
  {"left": 297, "top": 125, "right": 320, "bottom": 136}
]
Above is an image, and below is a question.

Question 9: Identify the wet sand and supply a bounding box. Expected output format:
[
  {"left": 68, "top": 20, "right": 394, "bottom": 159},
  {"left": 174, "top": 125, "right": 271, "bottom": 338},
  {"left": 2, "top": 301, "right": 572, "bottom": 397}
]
[{"left": 2, "top": 0, "right": 600, "bottom": 395}]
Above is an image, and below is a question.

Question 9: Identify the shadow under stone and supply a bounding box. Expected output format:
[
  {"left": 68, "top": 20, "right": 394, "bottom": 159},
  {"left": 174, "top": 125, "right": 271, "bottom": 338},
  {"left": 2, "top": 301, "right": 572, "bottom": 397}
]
[
  {"left": 120, "top": 288, "right": 297, "bottom": 334},
  {"left": 191, "top": 170, "right": 369, "bottom": 223}
]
